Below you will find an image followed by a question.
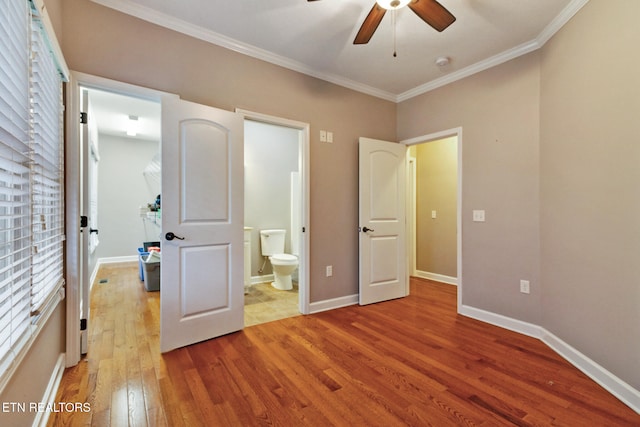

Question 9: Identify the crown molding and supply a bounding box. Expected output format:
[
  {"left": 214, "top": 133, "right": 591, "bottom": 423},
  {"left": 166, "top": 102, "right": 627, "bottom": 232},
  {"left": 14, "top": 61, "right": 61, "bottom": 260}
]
[
  {"left": 395, "top": 39, "right": 540, "bottom": 102},
  {"left": 537, "top": 0, "right": 589, "bottom": 45},
  {"left": 397, "top": 0, "right": 590, "bottom": 102},
  {"left": 90, "top": 0, "right": 397, "bottom": 102},
  {"left": 91, "top": 0, "right": 589, "bottom": 104}
]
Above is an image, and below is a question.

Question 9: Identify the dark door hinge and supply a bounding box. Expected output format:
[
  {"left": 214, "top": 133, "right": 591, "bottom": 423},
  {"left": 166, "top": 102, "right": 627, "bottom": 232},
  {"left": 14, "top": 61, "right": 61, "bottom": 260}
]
[
  {"left": 80, "top": 215, "right": 88, "bottom": 228},
  {"left": 80, "top": 318, "right": 87, "bottom": 331},
  {"left": 80, "top": 112, "right": 87, "bottom": 124}
]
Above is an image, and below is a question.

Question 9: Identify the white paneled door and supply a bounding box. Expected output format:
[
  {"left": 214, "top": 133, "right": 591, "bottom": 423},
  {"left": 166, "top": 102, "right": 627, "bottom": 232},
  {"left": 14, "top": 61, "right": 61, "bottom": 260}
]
[
  {"left": 161, "top": 98, "right": 244, "bottom": 352},
  {"left": 359, "top": 137, "right": 408, "bottom": 305}
]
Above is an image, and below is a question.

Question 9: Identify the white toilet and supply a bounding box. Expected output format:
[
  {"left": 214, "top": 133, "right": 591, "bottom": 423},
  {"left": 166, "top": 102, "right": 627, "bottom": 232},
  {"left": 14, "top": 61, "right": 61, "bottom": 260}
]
[{"left": 260, "top": 229, "right": 298, "bottom": 290}]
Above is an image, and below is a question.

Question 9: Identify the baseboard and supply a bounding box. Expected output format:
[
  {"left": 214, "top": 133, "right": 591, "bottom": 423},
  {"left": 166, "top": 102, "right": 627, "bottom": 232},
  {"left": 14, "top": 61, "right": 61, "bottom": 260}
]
[
  {"left": 415, "top": 270, "right": 458, "bottom": 286},
  {"left": 458, "top": 304, "right": 543, "bottom": 339},
  {"left": 540, "top": 330, "right": 640, "bottom": 414},
  {"left": 309, "top": 294, "right": 358, "bottom": 314},
  {"left": 251, "top": 274, "right": 274, "bottom": 285},
  {"left": 33, "top": 353, "right": 66, "bottom": 427},
  {"left": 97, "top": 255, "right": 138, "bottom": 265},
  {"left": 460, "top": 304, "right": 640, "bottom": 414}
]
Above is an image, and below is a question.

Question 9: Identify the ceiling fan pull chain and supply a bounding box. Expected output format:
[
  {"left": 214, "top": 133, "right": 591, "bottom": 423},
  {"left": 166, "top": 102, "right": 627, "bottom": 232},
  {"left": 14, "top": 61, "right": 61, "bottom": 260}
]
[{"left": 392, "top": 9, "right": 397, "bottom": 57}]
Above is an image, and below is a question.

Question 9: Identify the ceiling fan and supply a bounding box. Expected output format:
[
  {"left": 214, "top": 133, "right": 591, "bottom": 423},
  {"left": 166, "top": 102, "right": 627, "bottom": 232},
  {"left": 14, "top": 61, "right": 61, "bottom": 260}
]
[{"left": 308, "top": 0, "right": 456, "bottom": 45}]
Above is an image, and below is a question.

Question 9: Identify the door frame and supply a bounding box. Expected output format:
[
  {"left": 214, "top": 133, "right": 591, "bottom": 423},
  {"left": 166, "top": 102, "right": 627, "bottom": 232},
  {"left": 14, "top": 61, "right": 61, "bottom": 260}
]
[
  {"left": 65, "top": 71, "right": 177, "bottom": 367},
  {"left": 401, "top": 127, "right": 463, "bottom": 311},
  {"left": 236, "top": 109, "right": 311, "bottom": 315}
]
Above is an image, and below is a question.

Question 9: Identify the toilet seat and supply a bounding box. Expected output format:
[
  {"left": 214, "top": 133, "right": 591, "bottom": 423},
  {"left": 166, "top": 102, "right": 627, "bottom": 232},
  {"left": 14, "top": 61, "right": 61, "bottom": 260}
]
[{"left": 270, "top": 254, "right": 298, "bottom": 265}]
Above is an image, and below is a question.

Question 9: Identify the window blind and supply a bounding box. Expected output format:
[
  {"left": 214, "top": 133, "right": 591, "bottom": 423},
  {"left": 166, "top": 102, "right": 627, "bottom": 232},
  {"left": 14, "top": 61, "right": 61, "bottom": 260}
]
[
  {"left": 30, "top": 12, "right": 64, "bottom": 315},
  {"left": 0, "top": 0, "right": 32, "bottom": 374},
  {"left": 0, "top": 0, "right": 64, "bottom": 380}
]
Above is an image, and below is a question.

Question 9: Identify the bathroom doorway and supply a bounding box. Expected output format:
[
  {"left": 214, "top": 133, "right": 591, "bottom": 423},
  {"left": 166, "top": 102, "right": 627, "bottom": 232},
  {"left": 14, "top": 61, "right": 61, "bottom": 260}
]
[{"left": 239, "top": 110, "right": 310, "bottom": 326}]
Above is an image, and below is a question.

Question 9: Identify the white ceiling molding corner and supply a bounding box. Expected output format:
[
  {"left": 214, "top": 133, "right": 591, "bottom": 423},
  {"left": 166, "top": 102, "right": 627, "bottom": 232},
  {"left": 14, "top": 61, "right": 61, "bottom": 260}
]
[
  {"left": 90, "top": 0, "right": 588, "bottom": 104},
  {"left": 90, "top": 0, "right": 397, "bottom": 102}
]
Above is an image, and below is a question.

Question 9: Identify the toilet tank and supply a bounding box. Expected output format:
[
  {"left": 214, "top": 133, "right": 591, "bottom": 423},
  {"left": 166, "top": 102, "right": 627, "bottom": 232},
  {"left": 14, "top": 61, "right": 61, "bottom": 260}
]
[{"left": 260, "top": 229, "right": 286, "bottom": 256}]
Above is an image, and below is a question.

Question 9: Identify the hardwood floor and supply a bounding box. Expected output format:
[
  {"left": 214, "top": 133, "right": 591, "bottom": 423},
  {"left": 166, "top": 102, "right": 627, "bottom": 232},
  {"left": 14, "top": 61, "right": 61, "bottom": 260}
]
[{"left": 49, "top": 263, "right": 640, "bottom": 426}]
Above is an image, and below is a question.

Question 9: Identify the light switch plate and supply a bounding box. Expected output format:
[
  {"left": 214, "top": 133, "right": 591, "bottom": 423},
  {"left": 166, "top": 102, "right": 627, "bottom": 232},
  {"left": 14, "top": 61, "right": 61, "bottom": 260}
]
[{"left": 473, "top": 210, "right": 485, "bottom": 222}]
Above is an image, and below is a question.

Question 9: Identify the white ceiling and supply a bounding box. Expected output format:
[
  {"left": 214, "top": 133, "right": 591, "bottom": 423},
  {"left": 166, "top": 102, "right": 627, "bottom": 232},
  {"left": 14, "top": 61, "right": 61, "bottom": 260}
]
[
  {"left": 87, "top": 88, "right": 161, "bottom": 142},
  {"left": 91, "top": 0, "right": 588, "bottom": 102},
  {"left": 87, "top": 0, "right": 588, "bottom": 138}
]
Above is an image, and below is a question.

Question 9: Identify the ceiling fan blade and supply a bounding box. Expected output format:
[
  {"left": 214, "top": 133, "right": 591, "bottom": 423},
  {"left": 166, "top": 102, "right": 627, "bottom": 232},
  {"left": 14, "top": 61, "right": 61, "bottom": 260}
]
[
  {"left": 408, "top": 0, "right": 455, "bottom": 32},
  {"left": 353, "top": 3, "right": 387, "bottom": 45}
]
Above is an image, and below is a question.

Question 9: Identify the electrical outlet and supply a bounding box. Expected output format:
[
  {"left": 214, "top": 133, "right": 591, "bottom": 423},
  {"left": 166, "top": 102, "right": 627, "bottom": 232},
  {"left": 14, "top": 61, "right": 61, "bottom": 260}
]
[
  {"left": 327, "top": 131, "right": 333, "bottom": 143},
  {"left": 326, "top": 265, "right": 333, "bottom": 277},
  {"left": 431, "top": 210, "right": 437, "bottom": 219},
  {"left": 473, "top": 210, "right": 486, "bottom": 222},
  {"left": 520, "top": 280, "right": 530, "bottom": 294}
]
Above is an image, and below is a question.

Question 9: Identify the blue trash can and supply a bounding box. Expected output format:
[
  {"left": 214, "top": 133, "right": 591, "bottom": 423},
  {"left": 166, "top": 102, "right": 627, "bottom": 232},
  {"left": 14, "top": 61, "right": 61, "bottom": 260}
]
[{"left": 137, "top": 247, "right": 148, "bottom": 281}]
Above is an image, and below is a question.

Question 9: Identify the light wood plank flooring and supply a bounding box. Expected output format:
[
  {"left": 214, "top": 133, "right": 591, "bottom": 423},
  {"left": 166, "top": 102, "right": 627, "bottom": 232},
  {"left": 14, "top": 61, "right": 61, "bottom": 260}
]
[{"left": 48, "top": 263, "right": 640, "bottom": 426}]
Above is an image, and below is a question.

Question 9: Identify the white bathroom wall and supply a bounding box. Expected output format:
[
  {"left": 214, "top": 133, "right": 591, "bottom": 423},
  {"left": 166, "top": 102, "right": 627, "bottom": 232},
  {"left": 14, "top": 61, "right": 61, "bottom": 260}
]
[
  {"left": 244, "top": 120, "right": 300, "bottom": 277},
  {"left": 93, "top": 134, "right": 161, "bottom": 268}
]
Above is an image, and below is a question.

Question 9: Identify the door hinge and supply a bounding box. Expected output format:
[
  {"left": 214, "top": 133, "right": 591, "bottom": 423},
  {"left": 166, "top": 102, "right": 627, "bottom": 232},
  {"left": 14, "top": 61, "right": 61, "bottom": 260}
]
[
  {"left": 80, "top": 112, "right": 88, "bottom": 124},
  {"left": 80, "top": 215, "right": 88, "bottom": 228},
  {"left": 302, "top": 227, "right": 306, "bottom": 232},
  {"left": 80, "top": 318, "right": 87, "bottom": 331}
]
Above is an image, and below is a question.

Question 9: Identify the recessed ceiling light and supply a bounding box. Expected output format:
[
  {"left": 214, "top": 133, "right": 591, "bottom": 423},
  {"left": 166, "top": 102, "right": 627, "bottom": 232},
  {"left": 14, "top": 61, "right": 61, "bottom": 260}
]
[{"left": 126, "top": 115, "right": 139, "bottom": 136}]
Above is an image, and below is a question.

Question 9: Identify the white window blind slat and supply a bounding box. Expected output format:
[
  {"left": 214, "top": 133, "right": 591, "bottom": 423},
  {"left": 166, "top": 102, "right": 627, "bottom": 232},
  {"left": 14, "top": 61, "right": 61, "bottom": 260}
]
[
  {"left": 0, "top": 0, "right": 64, "bottom": 380},
  {"left": 29, "top": 7, "right": 64, "bottom": 316}
]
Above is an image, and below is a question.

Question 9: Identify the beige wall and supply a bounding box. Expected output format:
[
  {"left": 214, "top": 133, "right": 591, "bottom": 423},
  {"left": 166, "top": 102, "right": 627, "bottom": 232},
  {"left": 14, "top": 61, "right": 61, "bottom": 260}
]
[
  {"left": 400, "top": 0, "right": 639, "bottom": 391},
  {"left": 399, "top": 52, "right": 542, "bottom": 324},
  {"left": 33, "top": 0, "right": 637, "bottom": 404},
  {"left": 0, "top": 304, "right": 65, "bottom": 427},
  {"left": 539, "top": 0, "right": 640, "bottom": 390},
  {"left": 415, "top": 137, "right": 457, "bottom": 278},
  {"left": 59, "top": 0, "right": 397, "bottom": 303}
]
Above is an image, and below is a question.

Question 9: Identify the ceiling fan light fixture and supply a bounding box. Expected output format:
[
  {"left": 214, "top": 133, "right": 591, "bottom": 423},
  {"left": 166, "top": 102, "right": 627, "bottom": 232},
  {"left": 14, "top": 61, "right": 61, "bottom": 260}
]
[{"left": 376, "top": 0, "right": 410, "bottom": 10}]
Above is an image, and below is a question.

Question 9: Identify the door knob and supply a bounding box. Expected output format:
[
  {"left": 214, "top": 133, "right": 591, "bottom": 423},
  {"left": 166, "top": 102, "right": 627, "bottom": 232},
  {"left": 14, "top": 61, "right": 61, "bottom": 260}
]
[
  {"left": 362, "top": 227, "right": 375, "bottom": 233},
  {"left": 165, "top": 232, "right": 185, "bottom": 241}
]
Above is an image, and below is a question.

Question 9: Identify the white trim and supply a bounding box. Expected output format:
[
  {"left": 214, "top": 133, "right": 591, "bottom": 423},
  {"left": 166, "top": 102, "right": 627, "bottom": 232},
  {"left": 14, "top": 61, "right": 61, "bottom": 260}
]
[
  {"left": 30, "top": 0, "right": 69, "bottom": 81},
  {"left": 397, "top": 40, "right": 540, "bottom": 102},
  {"left": 97, "top": 255, "right": 138, "bottom": 264},
  {"left": 250, "top": 274, "right": 274, "bottom": 286},
  {"left": 90, "top": 0, "right": 396, "bottom": 102},
  {"left": 541, "top": 330, "right": 640, "bottom": 413},
  {"left": 235, "top": 109, "right": 311, "bottom": 316},
  {"left": 65, "top": 71, "right": 178, "bottom": 368},
  {"left": 414, "top": 270, "right": 458, "bottom": 286},
  {"left": 90, "top": 0, "right": 589, "bottom": 103},
  {"left": 32, "top": 353, "right": 66, "bottom": 427},
  {"left": 460, "top": 304, "right": 640, "bottom": 414},
  {"left": 407, "top": 156, "right": 417, "bottom": 279},
  {"left": 401, "top": 127, "right": 463, "bottom": 312},
  {"left": 459, "top": 304, "right": 543, "bottom": 339},
  {"left": 309, "top": 294, "right": 358, "bottom": 314},
  {"left": 536, "top": 0, "right": 590, "bottom": 45}
]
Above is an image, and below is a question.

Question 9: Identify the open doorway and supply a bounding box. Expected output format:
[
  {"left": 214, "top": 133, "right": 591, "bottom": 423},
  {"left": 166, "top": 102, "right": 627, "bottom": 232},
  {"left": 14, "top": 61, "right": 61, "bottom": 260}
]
[
  {"left": 403, "top": 128, "right": 462, "bottom": 307},
  {"left": 83, "top": 88, "right": 162, "bottom": 286},
  {"left": 238, "top": 110, "right": 311, "bottom": 325}
]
